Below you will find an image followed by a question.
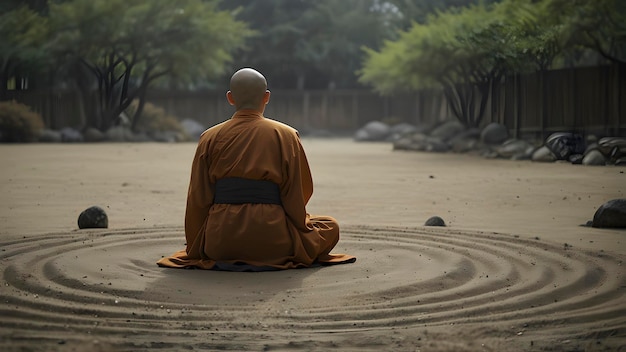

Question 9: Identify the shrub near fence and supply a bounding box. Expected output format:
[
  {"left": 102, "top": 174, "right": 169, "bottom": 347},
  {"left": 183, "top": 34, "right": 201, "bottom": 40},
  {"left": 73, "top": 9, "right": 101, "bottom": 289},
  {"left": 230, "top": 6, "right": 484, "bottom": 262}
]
[{"left": 3, "top": 64, "right": 624, "bottom": 138}]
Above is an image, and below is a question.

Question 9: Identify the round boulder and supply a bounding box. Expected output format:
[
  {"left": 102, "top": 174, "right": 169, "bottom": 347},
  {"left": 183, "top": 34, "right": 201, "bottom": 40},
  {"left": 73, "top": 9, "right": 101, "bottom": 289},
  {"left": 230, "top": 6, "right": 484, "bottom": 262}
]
[
  {"left": 430, "top": 120, "right": 465, "bottom": 142},
  {"left": 83, "top": 127, "right": 105, "bottom": 142},
  {"left": 38, "top": 129, "right": 62, "bottom": 143},
  {"left": 354, "top": 121, "right": 391, "bottom": 142},
  {"left": 78, "top": 206, "right": 109, "bottom": 229},
  {"left": 60, "top": 127, "right": 84, "bottom": 143},
  {"left": 480, "top": 122, "right": 509, "bottom": 145},
  {"left": 531, "top": 145, "right": 556, "bottom": 162},
  {"left": 582, "top": 149, "right": 606, "bottom": 166},
  {"left": 592, "top": 199, "right": 626, "bottom": 228},
  {"left": 425, "top": 216, "right": 446, "bottom": 226}
]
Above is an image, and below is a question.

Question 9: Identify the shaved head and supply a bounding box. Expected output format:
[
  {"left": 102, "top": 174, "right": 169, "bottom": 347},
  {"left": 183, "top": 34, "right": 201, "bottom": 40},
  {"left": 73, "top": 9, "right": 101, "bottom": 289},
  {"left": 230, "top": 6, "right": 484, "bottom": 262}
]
[{"left": 228, "top": 68, "right": 268, "bottom": 110}]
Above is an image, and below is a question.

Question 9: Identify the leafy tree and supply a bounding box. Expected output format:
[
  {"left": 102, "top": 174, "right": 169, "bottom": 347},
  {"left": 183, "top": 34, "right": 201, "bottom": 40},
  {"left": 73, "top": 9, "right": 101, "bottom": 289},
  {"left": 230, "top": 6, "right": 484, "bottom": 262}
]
[
  {"left": 548, "top": 0, "right": 626, "bottom": 65},
  {"left": 219, "top": 0, "right": 405, "bottom": 89},
  {"left": 359, "top": 0, "right": 565, "bottom": 126},
  {"left": 46, "top": 0, "right": 251, "bottom": 131},
  {"left": 0, "top": 6, "right": 49, "bottom": 97}
]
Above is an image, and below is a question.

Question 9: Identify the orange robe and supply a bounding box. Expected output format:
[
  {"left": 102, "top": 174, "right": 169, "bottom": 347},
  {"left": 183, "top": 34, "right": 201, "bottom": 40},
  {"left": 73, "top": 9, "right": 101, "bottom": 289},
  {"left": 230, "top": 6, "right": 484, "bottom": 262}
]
[{"left": 157, "top": 110, "right": 355, "bottom": 270}]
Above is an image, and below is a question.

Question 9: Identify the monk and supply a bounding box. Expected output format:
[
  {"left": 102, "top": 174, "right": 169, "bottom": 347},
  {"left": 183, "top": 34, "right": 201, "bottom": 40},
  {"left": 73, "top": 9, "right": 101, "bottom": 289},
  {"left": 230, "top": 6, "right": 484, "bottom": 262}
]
[{"left": 157, "top": 68, "right": 355, "bottom": 271}]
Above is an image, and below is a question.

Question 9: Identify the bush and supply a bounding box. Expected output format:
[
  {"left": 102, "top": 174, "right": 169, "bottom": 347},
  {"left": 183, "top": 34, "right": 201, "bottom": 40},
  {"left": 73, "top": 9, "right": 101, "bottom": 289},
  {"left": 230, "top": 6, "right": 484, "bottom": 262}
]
[
  {"left": 125, "top": 100, "right": 186, "bottom": 137},
  {"left": 0, "top": 100, "right": 45, "bottom": 143}
]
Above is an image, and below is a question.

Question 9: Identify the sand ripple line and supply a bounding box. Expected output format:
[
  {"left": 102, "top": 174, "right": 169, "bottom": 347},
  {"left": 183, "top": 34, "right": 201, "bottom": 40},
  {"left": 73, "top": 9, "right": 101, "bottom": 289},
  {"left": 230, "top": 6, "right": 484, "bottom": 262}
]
[{"left": 0, "top": 225, "right": 624, "bottom": 347}]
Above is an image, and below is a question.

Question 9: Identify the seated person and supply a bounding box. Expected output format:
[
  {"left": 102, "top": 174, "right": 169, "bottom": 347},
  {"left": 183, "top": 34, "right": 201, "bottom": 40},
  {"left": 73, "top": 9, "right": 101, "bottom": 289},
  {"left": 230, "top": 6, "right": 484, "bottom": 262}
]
[{"left": 157, "top": 68, "right": 355, "bottom": 270}]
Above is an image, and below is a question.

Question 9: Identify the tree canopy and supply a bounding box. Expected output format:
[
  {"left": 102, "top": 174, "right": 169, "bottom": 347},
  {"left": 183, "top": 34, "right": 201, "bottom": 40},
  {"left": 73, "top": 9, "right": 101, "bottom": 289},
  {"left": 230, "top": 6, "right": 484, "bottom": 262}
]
[
  {"left": 359, "top": 0, "right": 625, "bottom": 126},
  {"left": 43, "top": 0, "right": 250, "bottom": 130},
  {"left": 2, "top": 0, "right": 623, "bottom": 130}
]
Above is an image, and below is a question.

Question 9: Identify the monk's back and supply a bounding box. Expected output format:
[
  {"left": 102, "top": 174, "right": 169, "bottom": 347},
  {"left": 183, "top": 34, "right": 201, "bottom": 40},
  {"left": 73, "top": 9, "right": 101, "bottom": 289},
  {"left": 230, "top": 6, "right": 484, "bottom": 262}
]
[
  {"left": 206, "top": 112, "right": 295, "bottom": 186},
  {"left": 200, "top": 111, "right": 301, "bottom": 265}
]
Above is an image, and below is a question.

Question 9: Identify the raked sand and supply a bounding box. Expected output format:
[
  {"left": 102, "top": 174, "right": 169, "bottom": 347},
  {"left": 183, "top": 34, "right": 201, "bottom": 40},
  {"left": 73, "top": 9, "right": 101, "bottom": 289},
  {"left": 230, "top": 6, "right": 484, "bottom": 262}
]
[{"left": 0, "top": 139, "right": 624, "bottom": 351}]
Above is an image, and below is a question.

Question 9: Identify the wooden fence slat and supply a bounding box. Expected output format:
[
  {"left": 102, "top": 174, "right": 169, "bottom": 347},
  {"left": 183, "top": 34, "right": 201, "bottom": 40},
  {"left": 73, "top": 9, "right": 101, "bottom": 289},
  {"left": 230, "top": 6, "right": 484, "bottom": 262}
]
[{"left": 2, "top": 64, "right": 624, "bottom": 137}]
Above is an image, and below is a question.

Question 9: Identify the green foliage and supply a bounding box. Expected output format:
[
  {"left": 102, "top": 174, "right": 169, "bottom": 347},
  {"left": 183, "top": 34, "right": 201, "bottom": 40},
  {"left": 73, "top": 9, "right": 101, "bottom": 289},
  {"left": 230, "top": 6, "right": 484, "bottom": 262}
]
[
  {"left": 0, "top": 6, "right": 49, "bottom": 88},
  {"left": 359, "top": 0, "right": 573, "bottom": 126},
  {"left": 220, "top": 0, "right": 407, "bottom": 89},
  {"left": 45, "top": 0, "right": 251, "bottom": 130},
  {"left": 0, "top": 100, "right": 44, "bottom": 143},
  {"left": 547, "top": 0, "right": 626, "bottom": 65},
  {"left": 125, "top": 100, "right": 185, "bottom": 137}
]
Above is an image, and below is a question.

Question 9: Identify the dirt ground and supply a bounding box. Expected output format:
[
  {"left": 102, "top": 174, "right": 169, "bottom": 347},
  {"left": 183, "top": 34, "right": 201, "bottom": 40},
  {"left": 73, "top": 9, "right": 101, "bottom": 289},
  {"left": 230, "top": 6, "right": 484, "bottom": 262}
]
[{"left": 0, "top": 139, "right": 624, "bottom": 351}]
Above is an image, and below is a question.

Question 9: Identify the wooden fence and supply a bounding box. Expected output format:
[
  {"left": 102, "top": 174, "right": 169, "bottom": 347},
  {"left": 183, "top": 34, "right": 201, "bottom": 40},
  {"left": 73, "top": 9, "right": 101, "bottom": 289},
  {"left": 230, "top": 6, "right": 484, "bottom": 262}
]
[{"left": 4, "top": 63, "right": 625, "bottom": 138}]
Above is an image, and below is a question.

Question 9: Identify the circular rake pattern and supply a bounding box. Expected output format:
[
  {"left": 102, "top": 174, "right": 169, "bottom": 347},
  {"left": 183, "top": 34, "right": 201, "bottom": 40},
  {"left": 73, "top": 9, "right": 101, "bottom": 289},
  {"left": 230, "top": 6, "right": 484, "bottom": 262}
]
[{"left": 1, "top": 225, "right": 624, "bottom": 351}]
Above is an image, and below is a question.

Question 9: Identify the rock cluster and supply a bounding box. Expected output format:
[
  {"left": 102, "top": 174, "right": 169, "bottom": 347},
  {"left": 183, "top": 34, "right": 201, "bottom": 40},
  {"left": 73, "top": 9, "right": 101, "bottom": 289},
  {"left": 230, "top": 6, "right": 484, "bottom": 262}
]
[
  {"left": 354, "top": 120, "right": 626, "bottom": 166},
  {"left": 37, "top": 118, "right": 207, "bottom": 144}
]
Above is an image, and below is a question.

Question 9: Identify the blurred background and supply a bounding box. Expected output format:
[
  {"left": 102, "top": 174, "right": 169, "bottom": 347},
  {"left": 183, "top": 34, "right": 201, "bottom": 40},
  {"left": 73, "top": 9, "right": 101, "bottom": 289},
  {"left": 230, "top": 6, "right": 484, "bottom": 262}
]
[{"left": 0, "top": 0, "right": 624, "bottom": 141}]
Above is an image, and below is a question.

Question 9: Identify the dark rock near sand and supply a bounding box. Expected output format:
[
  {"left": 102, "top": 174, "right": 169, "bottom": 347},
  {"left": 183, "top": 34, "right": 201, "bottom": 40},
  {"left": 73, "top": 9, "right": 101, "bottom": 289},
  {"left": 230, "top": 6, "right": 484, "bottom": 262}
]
[
  {"left": 425, "top": 216, "right": 446, "bottom": 226},
  {"left": 105, "top": 126, "right": 134, "bottom": 142},
  {"left": 496, "top": 139, "right": 534, "bottom": 159},
  {"left": 78, "top": 206, "right": 108, "bottom": 229},
  {"left": 430, "top": 120, "right": 465, "bottom": 142},
  {"left": 354, "top": 121, "right": 391, "bottom": 141},
  {"left": 480, "top": 122, "right": 509, "bottom": 145},
  {"left": 568, "top": 154, "right": 584, "bottom": 165},
  {"left": 83, "top": 127, "right": 105, "bottom": 142},
  {"left": 387, "top": 123, "right": 418, "bottom": 142},
  {"left": 592, "top": 199, "right": 626, "bottom": 228},
  {"left": 597, "top": 137, "right": 626, "bottom": 156},
  {"left": 393, "top": 132, "right": 429, "bottom": 151},
  {"left": 532, "top": 145, "right": 556, "bottom": 162},
  {"left": 425, "top": 138, "right": 450, "bottom": 152},
  {"left": 545, "top": 132, "right": 585, "bottom": 160},
  {"left": 582, "top": 149, "right": 606, "bottom": 166},
  {"left": 60, "top": 127, "right": 84, "bottom": 143},
  {"left": 38, "top": 129, "right": 62, "bottom": 143},
  {"left": 449, "top": 128, "right": 481, "bottom": 153}
]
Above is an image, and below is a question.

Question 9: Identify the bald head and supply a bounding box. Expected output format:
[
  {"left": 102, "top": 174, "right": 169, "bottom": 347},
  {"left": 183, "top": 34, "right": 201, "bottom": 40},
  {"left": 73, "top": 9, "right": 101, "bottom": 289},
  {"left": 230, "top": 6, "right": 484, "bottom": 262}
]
[{"left": 227, "top": 68, "right": 269, "bottom": 111}]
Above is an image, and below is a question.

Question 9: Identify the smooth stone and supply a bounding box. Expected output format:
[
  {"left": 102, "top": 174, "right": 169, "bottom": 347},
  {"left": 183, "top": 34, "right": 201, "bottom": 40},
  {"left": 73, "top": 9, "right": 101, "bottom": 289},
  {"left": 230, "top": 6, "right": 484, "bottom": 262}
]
[
  {"left": 592, "top": 199, "right": 626, "bottom": 228},
  {"left": 78, "top": 206, "right": 109, "bottom": 229},
  {"left": 425, "top": 216, "right": 446, "bottom": 226}
]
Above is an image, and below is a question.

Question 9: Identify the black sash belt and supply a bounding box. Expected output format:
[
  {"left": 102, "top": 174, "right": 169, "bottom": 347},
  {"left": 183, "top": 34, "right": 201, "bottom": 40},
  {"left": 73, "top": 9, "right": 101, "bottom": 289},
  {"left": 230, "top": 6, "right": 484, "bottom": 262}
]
[{"left": 213, "top": 177, "right": 282, "bottom": 205}]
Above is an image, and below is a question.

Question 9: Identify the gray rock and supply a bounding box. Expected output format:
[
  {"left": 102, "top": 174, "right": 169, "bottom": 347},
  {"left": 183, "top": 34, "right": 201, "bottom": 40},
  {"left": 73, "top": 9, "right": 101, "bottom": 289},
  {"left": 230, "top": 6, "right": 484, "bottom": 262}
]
[
  {"left": 531, "top": 145, "right": 556, "bottom": 162},
  {"left": 480, "top": 122, "right": 509, "bottom": 145},
  {"left": 545, "top": 132, "right": 586, "bottom": 160},
  {"left": 150, "top": 130, "right": 184, "bottom": 143},
  {"left": 425, "top": 216, "right": 446, "bottom": 226},
  {"left": 425, "top": 137, "right": 450, "bottom": 152},
  {"left": 597, "top": 137, "right": 626, "bottom": 156},
  {"left": 389, "top": 122, "right": 417, "bottom": 136},
  {"left": 450, "top": 137, "right": 478, "bottom": 153},
  {"left": 181, "top": 118, "right": 206, "bottom": 140},
  {"left": 60, "top": 127, "right": 84, "bottom": 143},
  {"left": 387, "top": 123, "right": 418, "bottom": 142},
  {"left": 393, "top": 134, "right": 426, "bottom": 151},
  {"left": 38, "top": 129, "right": 62, "bottom": 143},
  {"left": 78, "top": 206, "right": 108, "bottom": 229},
  {"left": 393, "top": 136, "right": 426, "bottom": 151},
  {"left": 592, "top": 199, "right": 626, "bottom": 228},
  {"left": 83, "top": 127, "right": 105, "bottom": 142},
  {"left": 568, "top": 154, "right": 584, "bottom": 164},
  {"left": 496, "top": 139, "right": 534, "bottom": 159},
  {"left": 449, "top": 128, "right": 481, "bottom": 153},
  {"left": 105, "top": 126, "right": 134, "bottom": 142},
  {"left": 354, "top": 121, "right": 391, "bottom": 141},
  {"left": 430, "top": 120, "right": 465, "bottom": 142},
  {"left": 614, "top": 157, "right": 626, "bottom": 166},
  {"left": 582, "top": 149, "right": 606, "bottom": 166}
]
